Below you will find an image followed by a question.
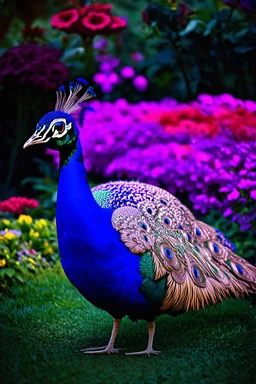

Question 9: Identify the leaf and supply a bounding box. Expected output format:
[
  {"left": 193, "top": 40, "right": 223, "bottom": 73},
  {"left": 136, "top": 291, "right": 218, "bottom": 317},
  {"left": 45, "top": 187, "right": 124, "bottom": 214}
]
[
  {"left": 203, "top": 19, "right": 217, "bottom": 36},
  {"left": 0, "top": 268, "right": 15, "bottom": 278},
  {"left": 179, "top": 20, "right": 206, "bottom": 37},
  {"left": 15, "top": 274, "right": 24, "bottom": 283},
  {"left": 235, "top": 46, "right": 256, "bottom": 54}
]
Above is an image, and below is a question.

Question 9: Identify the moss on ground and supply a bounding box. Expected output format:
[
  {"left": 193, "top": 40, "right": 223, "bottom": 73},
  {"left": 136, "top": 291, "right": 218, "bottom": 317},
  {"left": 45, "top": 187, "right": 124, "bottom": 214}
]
[{"left": 0, "top": 264, "right": 255, "bottom": 384}]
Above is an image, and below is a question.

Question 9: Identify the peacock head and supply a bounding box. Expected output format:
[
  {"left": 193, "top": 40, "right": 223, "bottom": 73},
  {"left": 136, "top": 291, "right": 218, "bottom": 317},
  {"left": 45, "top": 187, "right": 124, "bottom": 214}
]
[{"left": 23, "top": 78, "right": 96, "bottom": 150}]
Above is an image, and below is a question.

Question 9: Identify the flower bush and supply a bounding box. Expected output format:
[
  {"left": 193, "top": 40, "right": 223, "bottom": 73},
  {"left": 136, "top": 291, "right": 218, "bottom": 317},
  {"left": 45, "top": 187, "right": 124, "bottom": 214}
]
[
  {"left": 0, "top": 215, "right": 58, "bottom": 290},
  {"left": 0, "top": 196, "right": 39, "bottom": 215},
  {"left": 47, "top": 93, "right": 256, "bottom": 232},
  {"left": 93, "top": 49, "right": 148, "bottom": 95},
  {"left": 0, "top": 42, "right": 69, "bottom": 90},
  {"left": 51, "top": 4, "right": 127, "bottom": 37}
]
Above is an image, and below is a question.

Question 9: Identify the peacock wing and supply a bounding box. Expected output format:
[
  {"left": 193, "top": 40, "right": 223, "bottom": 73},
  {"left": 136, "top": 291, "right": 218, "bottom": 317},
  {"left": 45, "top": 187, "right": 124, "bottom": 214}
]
[{"left": 111, "top": 192, "right": 256, "bottom": 313}]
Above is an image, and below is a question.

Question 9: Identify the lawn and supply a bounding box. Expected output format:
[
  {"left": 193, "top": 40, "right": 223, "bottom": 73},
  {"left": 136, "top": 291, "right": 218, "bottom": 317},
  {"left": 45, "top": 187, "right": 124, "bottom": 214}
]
[{"left": 0, "top": 264, "right": 255, "bottom": 384}]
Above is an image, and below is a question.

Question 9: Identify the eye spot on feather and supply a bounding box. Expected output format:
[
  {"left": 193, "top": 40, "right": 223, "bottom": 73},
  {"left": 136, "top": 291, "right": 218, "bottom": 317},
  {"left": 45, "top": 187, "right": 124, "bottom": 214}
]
[
  {"left": 164, "top": 247, "right": 172, "bottom": 259},
  {"left": 147, "top": 207, "right": 153, "bottom": 215},
  {"left": 163, "top": 217, "right": 171, "bottom": 225},
  {"left": 180, "top": 206, "right": 185, "bottom": 212},
  {"left": 195, "top": 228, "right": 201, "bottom": 236},
  {"left": 236, "top": 264, "right": 244, "bottom": 275},
  {"left": 178, "top": 224, "right": 183, "bottom": 230},
  {"left": 143, "top": 235, "right": 149, "bottom": 242},
  {"left": 140, "top": 222, "right": 148, "bottom": 231},
  {"left": 213, "top": 243, "right": 219, "bottom": 253},
  {"left": 194, "top": 245, "right": 200, "bottom": 252},
  {"left": 193, "top": 266, "right": 200, "bottom": 278},
  {"left": 160, "top": 199, "right": 167, "bottom": 205},
  {"left": 186, "top": 233, "right": 191, "bottom": 241}
]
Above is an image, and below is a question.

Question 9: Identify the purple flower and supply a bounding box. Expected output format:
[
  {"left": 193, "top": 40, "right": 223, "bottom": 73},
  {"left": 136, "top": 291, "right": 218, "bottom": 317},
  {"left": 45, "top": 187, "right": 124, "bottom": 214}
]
[
  {"left": 251, "top": 190, "right": 256, "bottom": 200},
  {"left": 130, "top": 52, "right": 144, "bottom": 63},
  {"left": 47, "top": 94, "right": 256, "bottom": 232},
  {"left": 133, "top": 75, "right": 149, "bottom": 92},
  {"left": 120, "top": 66, "right": 135, "bottom": 79},
  {"left": 93, "top": 38, "right": 108, "bottom": 51},
  {"left": 93, "top": 72, "right": 119, "bottom": 93},
  {"left": 0, "top": 43, "right": 69, "bottom": 90}
]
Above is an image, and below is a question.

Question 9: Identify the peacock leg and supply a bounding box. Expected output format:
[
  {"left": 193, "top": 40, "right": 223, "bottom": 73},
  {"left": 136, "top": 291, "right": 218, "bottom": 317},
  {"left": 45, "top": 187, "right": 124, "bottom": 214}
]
[
  {"left": 81, "top": 318, "right": 123, "bottom": 354},
  {"left": 126, "top": 321, "right": 161, "bottom": 356}
]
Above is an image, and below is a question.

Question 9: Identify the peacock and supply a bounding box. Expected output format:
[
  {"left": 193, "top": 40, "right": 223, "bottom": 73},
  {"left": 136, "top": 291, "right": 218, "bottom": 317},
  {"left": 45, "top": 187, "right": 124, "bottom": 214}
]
[{"left": 23, "top": 79, "right": 256, "bottom": 356}]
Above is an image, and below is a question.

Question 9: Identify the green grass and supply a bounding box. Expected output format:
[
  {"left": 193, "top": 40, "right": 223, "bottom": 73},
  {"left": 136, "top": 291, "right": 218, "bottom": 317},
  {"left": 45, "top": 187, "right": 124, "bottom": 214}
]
[{"left": 0, "top": 265, "right": 255, "bottom": 384}]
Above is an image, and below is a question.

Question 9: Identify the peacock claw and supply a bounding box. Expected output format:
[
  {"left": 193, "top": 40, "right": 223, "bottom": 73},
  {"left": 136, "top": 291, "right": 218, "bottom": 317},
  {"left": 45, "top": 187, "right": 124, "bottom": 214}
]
[
  {"left": 126, "top": 348, "right": 161, "bottom": 357},
  {"left": 81, "top": 346, "right": 124, "bottom": 354}
]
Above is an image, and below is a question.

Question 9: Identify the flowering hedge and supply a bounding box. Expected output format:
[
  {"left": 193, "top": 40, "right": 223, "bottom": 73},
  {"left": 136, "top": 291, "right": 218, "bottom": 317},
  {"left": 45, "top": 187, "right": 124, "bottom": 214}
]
[
  {"left": 0, "top": 197, "right": 39, "bottom": 215},
  {"left": 0, "top": 215, "right": 58, "bottom": 290},
  {"left": 47, "top": 94, "right": 256, "bottom": 232}
]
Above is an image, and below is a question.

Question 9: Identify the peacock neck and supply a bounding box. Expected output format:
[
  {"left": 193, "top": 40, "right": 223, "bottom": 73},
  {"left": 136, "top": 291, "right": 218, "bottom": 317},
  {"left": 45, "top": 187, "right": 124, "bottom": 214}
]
[{"left": 57, "top": 138, "right": 100, "bottom": 216}]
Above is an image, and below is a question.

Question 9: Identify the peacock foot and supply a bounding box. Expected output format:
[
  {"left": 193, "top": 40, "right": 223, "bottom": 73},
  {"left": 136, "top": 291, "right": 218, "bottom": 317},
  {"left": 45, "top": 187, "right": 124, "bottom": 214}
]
[
  {"left": 81, "top": 345, "right": 124, "bottom": 354},
  {"left": 126, "top": 348, "right": 161, "bottom": 357}
]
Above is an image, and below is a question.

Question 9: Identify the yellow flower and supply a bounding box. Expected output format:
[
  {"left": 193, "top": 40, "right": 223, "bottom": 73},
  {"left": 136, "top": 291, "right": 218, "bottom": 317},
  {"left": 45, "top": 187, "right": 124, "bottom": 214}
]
[
  {"left": 0, "top": 235, "right": 4, "bottom": 241},
  {"left": 2, "top": 219, "right": 10, "bottom": 226},
  {"left": 37, "top": 255, "right": 42, "bottom": 260},
  {"left": 4, "top": 232, "right": 16, "bottom": 240},
  {"left": 28, "top": 257, "right": 36, "bottom": 265},
  {"left": 16, "top": 261, "right": 20, "bottom": 265},
  {"left": 39, "top": 219, "right": 47, "bottom": 227},
  {"left": 0, "top": 259, "right": 6, "bottom": 267},
  {"left": 44, "top": 241, "right": 49, "bottom": 247},
  {"left": 34, "top": 219, "right": 48, "bottom": 231},
  {"left": 45, "top": 247, "right": 54, "bottom": 255},
  {"left": 18, "top": 214, "right": 33, "bottom": 225},
  {"left": 29, "top": 229, "right": 39, "bottom": 238}
]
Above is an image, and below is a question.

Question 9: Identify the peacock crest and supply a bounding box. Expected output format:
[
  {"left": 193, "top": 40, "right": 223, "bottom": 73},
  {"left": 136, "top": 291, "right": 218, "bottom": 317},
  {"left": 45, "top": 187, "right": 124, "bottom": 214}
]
[{"left": 55, "top": 78, "right": 96, "bottom": 114}]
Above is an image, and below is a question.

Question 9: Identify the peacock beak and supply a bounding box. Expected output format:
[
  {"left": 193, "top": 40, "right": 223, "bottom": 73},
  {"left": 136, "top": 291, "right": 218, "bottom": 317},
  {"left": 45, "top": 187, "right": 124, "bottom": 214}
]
[
  {"left": 23, "top": 130, "right": 50, "bottom": 149},
  {"left": 23, "top": 132, "right": 38, "bottom": 149}
]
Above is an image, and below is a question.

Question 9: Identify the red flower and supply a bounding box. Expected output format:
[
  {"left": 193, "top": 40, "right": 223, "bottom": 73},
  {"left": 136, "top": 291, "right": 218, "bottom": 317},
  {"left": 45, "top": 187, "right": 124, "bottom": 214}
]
[
  {"left": 0, "top": 197, "right": 39, "bottom": 215},
  {"left": 143, "top": 106, "right": 219, "bottom": 137},
  {"left": 81, "top": 4, "right": 113, "bottom": 16},
  {"left": 214, "top": 106, "right": 256, "bottom": 141},
  {"left": 51, "top": 4, "right": 126, "bottom": 37},
  {"left": 109, "top": 16, "right": 127, "bottom": 32},
  {"left": 81, "top": 11, "right": 112, "bottom": 35},
  {"left": 50, "top": 9, "right": 79, "bottom": 32}
]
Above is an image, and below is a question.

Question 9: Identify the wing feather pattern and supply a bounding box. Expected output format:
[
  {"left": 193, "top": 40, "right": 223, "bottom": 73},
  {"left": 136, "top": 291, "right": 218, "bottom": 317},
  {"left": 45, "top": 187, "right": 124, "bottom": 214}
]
[{"left": 108, "top": 183, "right": 256, "bottom": 313}]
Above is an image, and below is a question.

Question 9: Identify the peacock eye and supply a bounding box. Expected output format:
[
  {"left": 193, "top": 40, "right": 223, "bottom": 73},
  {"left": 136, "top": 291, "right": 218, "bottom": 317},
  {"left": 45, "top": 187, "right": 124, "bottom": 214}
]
[{"left": 54, "top": 121, "right": 65, "bottom": 134}]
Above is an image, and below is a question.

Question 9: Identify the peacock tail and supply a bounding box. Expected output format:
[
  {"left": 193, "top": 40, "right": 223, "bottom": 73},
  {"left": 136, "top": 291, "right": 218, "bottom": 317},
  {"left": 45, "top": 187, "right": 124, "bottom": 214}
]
[{"left": 93, "top": 181, "right": 256, "bottom": 314}]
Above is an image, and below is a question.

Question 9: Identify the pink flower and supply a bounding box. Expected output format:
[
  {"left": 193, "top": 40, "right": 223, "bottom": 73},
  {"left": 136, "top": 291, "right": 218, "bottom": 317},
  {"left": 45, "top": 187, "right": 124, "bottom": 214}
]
[
  {"left": 51, "top": 9, "right": 79, "bottom": 32},
  {"left": 227, "top": 189, "right": 240, "bottom": 201},
  {"left": 250, "top": 190, "right": 256, "bottom": 200},
  {"left": 120, "top": 66, "right": 135, "bottom": 79},
  {"left": 133, "top": 75, "right": 148, "bottom": 92},
  {"left": 0, "top": 197, "right": 39, "bottom": 215},
  {"left": 81, "top": 11, "right": 112, "bottom": 35},
  {"left": 131, "top": 52, "right": 144, "bottom": 63}
]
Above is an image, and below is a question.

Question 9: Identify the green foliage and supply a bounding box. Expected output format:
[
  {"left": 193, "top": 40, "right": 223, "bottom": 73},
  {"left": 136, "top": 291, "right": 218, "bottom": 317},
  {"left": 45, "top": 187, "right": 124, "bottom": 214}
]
[
  {"left": 21, "top": 158, "right": 58, "bottom": 220},
  {"left": 139, "top": 1, "right": 256, "bottom": 100},
  {"left": 203, "top": 210, "right": 256, "bottom": 265},
  {"left": 0, "top": 268, "right": 255, "bottom": 383},
  {"left": 0, "top": 215, "right": 59, "bottom": 290}
]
